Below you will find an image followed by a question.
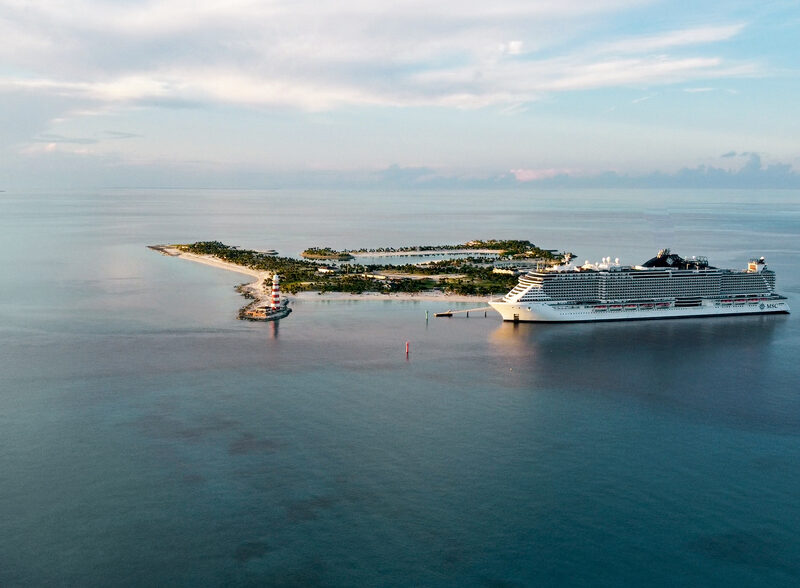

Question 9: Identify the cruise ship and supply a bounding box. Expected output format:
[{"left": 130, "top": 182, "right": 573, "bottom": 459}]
[{"left": 489, "top": 249, "right": 790, "bottom": 322}]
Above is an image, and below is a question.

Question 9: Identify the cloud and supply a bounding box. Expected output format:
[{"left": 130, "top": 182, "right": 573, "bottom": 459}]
[
  {"left": 511, "top": 153, "right": 800, "bottom": 189},
  {"left": 510, "top": 168, "right": 574, "bottom": 182},
  {"left": 501, "top": 41, "right": 524, "bottom": 56},
  {"left": 0, "top": 1, "right": 782, "bottom": 188},
  {"left": 0, "top": 2, "right": 756, "bottom": 113},
  {"left": 5, "top": 151, "right": 798, "bottom": 191},
  {"left": 721, "top": 151, "right": 737, "bottom": 157},
  {"left": 600, "top": 24, "right": 745, "bottom": 54},
  {"left": 33, "top": 133, "right": 97, "bottom": 144},
  {"left": 103, "top": 130, "right": 142, "bottom": 139},
  {"left": 379, "top": 164, "right": 441, "bottom": 186},
  {"left": 23, "top": 130, "right": 140, "bottom": 147}
]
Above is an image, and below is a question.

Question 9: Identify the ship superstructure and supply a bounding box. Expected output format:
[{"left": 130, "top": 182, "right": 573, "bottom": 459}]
[{"left": 489, "top": 249, "right": 790, "bottom": 322}]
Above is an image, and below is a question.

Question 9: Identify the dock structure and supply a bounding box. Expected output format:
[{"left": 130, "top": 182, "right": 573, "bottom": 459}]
[
  {"left": 434, "top": 306, "right": 493, "bottom": 318},
  {"left": 241, "top": 306, "right": 291, "bottom": 321}
]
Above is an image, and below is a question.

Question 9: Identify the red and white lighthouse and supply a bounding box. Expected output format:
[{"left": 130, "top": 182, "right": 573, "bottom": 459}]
[{"left": 270, "top": 274, "right": 281, "bottom": 311}]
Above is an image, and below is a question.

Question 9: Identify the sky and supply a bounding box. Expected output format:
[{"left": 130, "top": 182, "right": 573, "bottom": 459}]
[{"left": 1, "top": 0, "right": 799, "bottom": 189}]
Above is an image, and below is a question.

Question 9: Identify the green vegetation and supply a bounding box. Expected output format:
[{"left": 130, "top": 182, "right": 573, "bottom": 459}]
[
  {"left": 180, "top": 241, "right": 320, "bottom": 276},
  {"left": 467, "top": 239, "right": 558, "bottom": 258},
  {"left": 179, "top": 240, "right": 561, "bottom": 296},
  {"left": 346, "top": 239, "right": 564, "bottom": 259},
  {"left": 301, "top": 247, "right": 354, "bottom": 260}
]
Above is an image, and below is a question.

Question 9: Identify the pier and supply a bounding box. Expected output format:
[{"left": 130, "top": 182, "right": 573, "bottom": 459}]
[{"left": 434, "top": 306, "right": 493, "bottom": 317}]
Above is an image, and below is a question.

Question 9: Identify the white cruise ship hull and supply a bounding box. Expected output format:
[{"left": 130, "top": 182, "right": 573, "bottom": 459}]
[{"left": 489, "top": 299, "right": 790, "bottom": 323}]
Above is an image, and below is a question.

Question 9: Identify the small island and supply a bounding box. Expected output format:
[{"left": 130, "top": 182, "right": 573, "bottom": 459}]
[
  {"left": 150, "top": 239, "right": 571, "bottom": 319},
  {"left": 301, "top": 247, "right": 354, "bottom": 260},
  {"left": 345, "top": 239, "right": 560, "bottom": 258}
]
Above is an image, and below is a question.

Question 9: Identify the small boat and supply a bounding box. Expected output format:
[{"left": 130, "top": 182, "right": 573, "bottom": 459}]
[
  {"left": 609, "top": 305, "right": 623, "bottom": 311},
  {"left": 594, "top": 305, "right": 607, "bottom": 311},
  {"left": 624, "top": 304, "right": 637, "bottom": 310}
]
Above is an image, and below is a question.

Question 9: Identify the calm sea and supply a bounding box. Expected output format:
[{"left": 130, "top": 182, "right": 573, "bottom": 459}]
[{"left": 1, "top": 189, "right": 799, "bottom": 587}]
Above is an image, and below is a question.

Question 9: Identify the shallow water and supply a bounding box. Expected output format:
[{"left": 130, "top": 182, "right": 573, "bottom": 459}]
[{"left": 1, "top": 189, "right": 799, "bottom": 586}]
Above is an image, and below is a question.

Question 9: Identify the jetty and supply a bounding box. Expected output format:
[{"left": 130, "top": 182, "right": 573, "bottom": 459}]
[
  {"left": 435, "top": 306, "right": 493, "bottom": 318},
  {"left": 147, "top": 244, "right": 180, "bottom": 256}
]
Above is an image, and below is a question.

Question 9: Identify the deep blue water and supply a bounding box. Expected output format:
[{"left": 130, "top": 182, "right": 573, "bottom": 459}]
[{"left": 1, "top": 189, "right": 799, "bottom": 586}]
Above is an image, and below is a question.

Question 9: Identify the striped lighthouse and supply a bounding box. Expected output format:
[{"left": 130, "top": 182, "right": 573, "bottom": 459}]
[{"left": 270, "top": 274, "right": 281, "bottom": 311}]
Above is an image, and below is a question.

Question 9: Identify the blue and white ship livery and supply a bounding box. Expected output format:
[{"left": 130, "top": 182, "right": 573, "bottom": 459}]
[{"left": 489, "top": 249, "right": 790, "bottom": 322}]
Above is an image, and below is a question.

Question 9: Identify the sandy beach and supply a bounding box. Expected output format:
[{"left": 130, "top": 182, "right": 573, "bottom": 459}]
[
  {"left": 151, "top": 245, "right": 272, "bottom": 303},
  {"left": 151, "top": 245, "right": 492, "bottom": 304}
]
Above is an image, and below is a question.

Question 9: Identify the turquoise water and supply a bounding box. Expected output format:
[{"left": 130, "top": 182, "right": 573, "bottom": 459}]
[{"left": 1, "top": 189, "right": 799, "bottom": 586}]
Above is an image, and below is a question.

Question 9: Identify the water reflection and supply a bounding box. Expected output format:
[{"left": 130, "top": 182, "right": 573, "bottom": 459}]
[
  {"left": 490, "top": 314, "right": 783, "bottom": 356},
  {"left": 489, "top": 315, "right": 799, "bottom": 432}
]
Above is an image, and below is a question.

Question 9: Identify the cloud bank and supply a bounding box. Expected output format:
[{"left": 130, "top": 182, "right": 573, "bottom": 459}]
[
  {"left": 7, "top": 150, "right": 797, "bottom": 191},
  {"left": 508, "top": 153, "right": 800, "bottom": 189},
  {"left": 0, "top": 1, "right": 755, "bottom": 111},
  {"left": 1, "top": 1, "right": 795, "bottom": 191}
]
